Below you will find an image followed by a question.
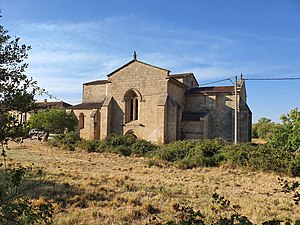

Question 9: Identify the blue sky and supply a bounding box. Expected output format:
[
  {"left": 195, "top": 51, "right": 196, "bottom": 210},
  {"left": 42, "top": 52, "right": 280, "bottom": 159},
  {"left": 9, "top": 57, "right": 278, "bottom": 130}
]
[{"left": 1, "top": 0, "right": 300, "bottom": 122}]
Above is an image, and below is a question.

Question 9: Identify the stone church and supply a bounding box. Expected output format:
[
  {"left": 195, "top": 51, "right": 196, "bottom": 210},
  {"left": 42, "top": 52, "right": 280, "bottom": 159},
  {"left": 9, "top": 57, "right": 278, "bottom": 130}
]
[{"left": 69, "top": 53, "right": 252, "bottom": 143}]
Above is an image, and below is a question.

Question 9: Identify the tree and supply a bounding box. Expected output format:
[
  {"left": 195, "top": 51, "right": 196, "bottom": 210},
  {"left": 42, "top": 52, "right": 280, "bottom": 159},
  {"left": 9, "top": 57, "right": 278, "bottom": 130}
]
[
  {"left": 0, "top": 25, "right": 37, "bottom": 143},
  {"left": 0, "top": 25, "right": 54, "bottom": 224},
  {"left": 28, "top": 108, "right": 78, "bottom": 141},
  {"left": 268, "top": 108, "right": 300, "bottom": 152},
  {"left": 252, "top": 117, "right": 274, "bottom": 140}
]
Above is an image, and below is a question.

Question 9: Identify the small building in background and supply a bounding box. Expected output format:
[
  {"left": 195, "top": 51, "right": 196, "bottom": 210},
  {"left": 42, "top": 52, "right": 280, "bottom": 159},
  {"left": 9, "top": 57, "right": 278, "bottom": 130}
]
[
  {"left": 16, "top": 99, "right": 73, "bottom": 123},
  {"left": 34, "top": 99, "right": 73, "bottom": 112}
]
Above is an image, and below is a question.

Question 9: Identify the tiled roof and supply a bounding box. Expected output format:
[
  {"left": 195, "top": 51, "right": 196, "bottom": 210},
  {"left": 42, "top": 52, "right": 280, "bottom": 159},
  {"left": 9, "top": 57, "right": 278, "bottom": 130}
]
[
  {"left": 185, "top": 86, "right": 235, "bottom": 95},
  {"left": 68, "top": 102, "right": 103, "bottom": 110},
  {"left": 36, "top": 101, "right": 72, "bottom": 109},
  {"left": 182, "top": 112, "right": 209, "bottom": 121},
  {"left": 84, "top": 80, "right": 110, "bottom": 85}
]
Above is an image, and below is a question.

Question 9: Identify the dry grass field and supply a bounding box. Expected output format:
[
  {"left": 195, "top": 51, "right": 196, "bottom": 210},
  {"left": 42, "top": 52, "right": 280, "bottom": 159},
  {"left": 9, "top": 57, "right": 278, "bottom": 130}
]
[{"left": 6, "top": 139, "right": 300, "bottom": 224}]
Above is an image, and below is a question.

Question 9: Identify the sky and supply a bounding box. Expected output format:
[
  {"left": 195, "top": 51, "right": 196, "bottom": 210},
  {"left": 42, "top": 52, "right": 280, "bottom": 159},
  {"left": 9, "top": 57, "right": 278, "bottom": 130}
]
[{"left": 1, "top": 0, "right": 300, "bottom": 123}]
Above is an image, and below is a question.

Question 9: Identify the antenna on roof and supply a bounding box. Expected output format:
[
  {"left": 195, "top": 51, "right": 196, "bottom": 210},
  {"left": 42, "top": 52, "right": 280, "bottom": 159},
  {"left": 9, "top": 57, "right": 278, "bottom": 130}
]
[{"left": 133, "top": 51, "right": 137, "bottom": 61}]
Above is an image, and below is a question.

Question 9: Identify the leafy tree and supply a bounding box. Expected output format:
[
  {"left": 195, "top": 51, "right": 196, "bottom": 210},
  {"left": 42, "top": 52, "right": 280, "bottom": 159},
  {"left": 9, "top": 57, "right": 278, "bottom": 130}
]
[
  {"left": 0, "top": 25, "right": 54, "bottom": 224},
  {"left": 28, "top": 108, "right": 78, "bottom": 141},
  {"left": 0, "top": 25, "right": 37, "bottom": 143},
  {"left": 252, "top": 117, "right": 274, "bottom": 140},
  {"left": 268, "top": 108, "right": 300, "bottom": 152}
]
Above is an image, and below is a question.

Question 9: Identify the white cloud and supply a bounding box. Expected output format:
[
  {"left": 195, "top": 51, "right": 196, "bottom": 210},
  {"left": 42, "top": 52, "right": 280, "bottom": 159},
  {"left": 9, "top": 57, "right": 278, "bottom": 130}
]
[{"left": 7, "top": 15, "right": 300, "bottom": 104}]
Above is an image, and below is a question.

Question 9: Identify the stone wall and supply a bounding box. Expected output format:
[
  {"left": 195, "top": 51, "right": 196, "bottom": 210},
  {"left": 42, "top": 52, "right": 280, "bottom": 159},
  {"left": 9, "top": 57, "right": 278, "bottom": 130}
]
[
  {"left": 207, "top": 94, "right": 234, "bottom": 140},
  {"left": 183, "top": 91, "right": 251, "bottom": 142},
  {"left": 83, "top": 83, "right": 106, "bottom": 103},
  {"left": 106, "top": 61, "right": 170, "bottom": 143},
  {"left": 70, "top": 109, "right": 97, "bottom": 140},
  {"left": 184, "top": 95, "right": 206, "bottom": 112},
  {"left": 166, "top": 80, "right": 186, "bottom": 142},
  {"left": 73, "top": 59, "right": 252, "bottom": 143}
]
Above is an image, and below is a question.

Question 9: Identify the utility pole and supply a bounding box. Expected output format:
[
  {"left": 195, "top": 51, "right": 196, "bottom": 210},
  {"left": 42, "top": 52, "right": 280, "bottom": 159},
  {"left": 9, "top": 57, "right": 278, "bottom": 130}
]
[{"left": 234, "top": 75, "right": 238, "bottom": 144}]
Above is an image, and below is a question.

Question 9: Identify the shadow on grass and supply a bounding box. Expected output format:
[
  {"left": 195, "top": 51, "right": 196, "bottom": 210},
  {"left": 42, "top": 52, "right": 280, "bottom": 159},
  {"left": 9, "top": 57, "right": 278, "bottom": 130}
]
[{"left": 0, "top": 168, "right": 116, "bottom": 211}]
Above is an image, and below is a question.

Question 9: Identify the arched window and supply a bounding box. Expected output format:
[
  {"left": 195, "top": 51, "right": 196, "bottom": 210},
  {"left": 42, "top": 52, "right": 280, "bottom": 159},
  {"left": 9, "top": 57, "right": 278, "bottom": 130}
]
[
  {"left": 124, "top": 89, "right": 139, "bottom": 123},
  {"left": 79, "top": 113, "right": 84, "bottom": 129}
]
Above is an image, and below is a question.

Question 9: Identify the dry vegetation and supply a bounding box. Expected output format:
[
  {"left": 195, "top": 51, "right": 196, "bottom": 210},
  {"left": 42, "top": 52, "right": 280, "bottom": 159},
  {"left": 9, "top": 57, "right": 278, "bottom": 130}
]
[{"left": 7, "top": 140, "right": 300, "bottom": 224}]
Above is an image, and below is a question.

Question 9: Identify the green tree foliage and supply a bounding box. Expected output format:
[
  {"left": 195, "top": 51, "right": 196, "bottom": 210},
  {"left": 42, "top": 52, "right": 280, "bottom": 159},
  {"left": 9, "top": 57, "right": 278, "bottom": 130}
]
[
  {"left": 28, "top": 108, "right": 78, "bottom": 141},
  {"left": 0, "top": 25, "right": 37, "bottom": 143},
  {"left": 0, "top": 25, "right": 54, "bottom": 224},
  {"left": 268, "top": 108, "right": 300, "bottom": 152},
  {"left": 252, "top": 117, "right": 275, "bottom": 139}
]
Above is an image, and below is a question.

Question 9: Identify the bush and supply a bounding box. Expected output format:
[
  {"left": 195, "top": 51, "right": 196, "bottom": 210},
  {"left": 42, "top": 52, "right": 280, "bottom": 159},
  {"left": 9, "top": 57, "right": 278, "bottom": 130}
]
[
  {"left": 131, "top": 139, "right": 158, "bottom": 156},
  {"left": 176, "top": 139, "right": 225, "bottom": 169},
  {"left": 268, "top": 108, "right": 300, "bottom": 152},
  {"left": 152, "top": 139, "right": 300, "bottom": 176},
  {"left": 48, "top": 132, "right": 81, "bottom": 151},
  {"left": 82, "top": 135, "right": 158, "bottom": 157},
  {"left": 47, "top": 133, "right": 300, "bottom": 176},
  {"left": 79, "top": 140, "right": 101, "bottom": 153},
  {"left": 220, "top": 143, "right": 254, "bottom": 167},
  {"left": 289, "top": 157, "right": 300, "bottom": 177},
  {"left": 154, "top": 140, "right": 196, "bottom": 162},
  {"left": 153, "top": 139, "right": 227, "bottom": 169}
]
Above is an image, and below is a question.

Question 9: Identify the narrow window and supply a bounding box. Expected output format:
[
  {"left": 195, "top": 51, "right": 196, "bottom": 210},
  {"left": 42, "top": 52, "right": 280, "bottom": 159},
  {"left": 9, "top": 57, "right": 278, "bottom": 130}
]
[
  {"left": 135, "top": 98, "right": 139, "bottom": 120},
  {"left": 130, "top": 98, "right": 134, "bottom": 121},
  {"left": 79, "top": 113, "right": 84, "bottom": 129},
  {"left": 125, "top": 89, "right": 140, "bottom": 123}
]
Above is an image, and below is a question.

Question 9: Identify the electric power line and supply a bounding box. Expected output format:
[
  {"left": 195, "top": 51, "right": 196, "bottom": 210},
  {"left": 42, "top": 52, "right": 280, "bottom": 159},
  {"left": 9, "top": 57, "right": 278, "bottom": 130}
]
[
  {"left": 200, "top": 78, "right": 233, "bottom": 86},
  {"left": 244, "top": 77, "right": 300, "bottom": 81}
]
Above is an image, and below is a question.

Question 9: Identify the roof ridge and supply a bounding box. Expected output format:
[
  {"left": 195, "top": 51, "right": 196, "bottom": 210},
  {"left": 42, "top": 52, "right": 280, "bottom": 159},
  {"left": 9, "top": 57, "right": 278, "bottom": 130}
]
[{"left": 107, "top": 59, "right": 170, "bottom": 77}]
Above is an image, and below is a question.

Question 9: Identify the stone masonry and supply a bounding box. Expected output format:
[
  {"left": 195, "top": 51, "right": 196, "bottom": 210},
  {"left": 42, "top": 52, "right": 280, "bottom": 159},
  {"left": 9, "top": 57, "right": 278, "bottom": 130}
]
[{"left": 68, "top": 54, "right": 252, "bottom": 144}]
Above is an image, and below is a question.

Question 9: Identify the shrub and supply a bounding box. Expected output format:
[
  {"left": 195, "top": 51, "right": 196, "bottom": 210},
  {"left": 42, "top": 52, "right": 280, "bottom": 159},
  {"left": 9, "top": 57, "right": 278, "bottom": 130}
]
[
  {"left": 220, "top": 143, "right": 254, "bottom": 167},
  {"left": 105, "top": 134, "right": 136, "bottom": 148},
  {"left": 289, "top": 157, "right": 300, "bottom": 177},
  {"left": 79, "top": 140, "right": 101, "bottom": 153},
  {"left": 176, "top": 139, "right": 225, "bottom": 169},
  {"left": 154, "top": 140, "right": 196, "bottom": 162},
  {"left": 100, "top": 135, "right": 136, "bottom": 156},
  {"left": 153, "top": 139, "right": 227, "bottom": 169},
  {"left": 247, "top": 145, "right": 292, "bottom": 173},
  {"left": 48, "top": 132, "right": 81, "bottom": 151},
  {"left": 94, "top": 135, "right": 157, "bottom": 157},
  {"left": 152, "top": 139, "right": 300, "bottom": 176},
  {"left": 131, "top": 139, "right": 158, "bottom": 156},
  {"left": 221, "top": 143, "right": 300, "bottom": 176}
]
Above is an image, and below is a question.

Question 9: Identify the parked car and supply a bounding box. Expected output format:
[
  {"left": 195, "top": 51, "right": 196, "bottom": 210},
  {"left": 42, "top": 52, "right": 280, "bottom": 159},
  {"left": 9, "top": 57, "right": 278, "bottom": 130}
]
[{"left": 29, "top": 129, "right": 45, "bottom": 140}]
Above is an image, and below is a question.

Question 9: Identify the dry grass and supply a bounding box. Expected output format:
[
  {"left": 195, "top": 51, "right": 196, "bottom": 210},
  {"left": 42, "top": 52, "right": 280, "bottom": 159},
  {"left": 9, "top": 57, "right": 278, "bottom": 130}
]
[
  {"left": 6, "top": 139, "right": 300, "bottom": 224},
  {"left": 252, "top": 138, "right": 267, "bottom": 144}
]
